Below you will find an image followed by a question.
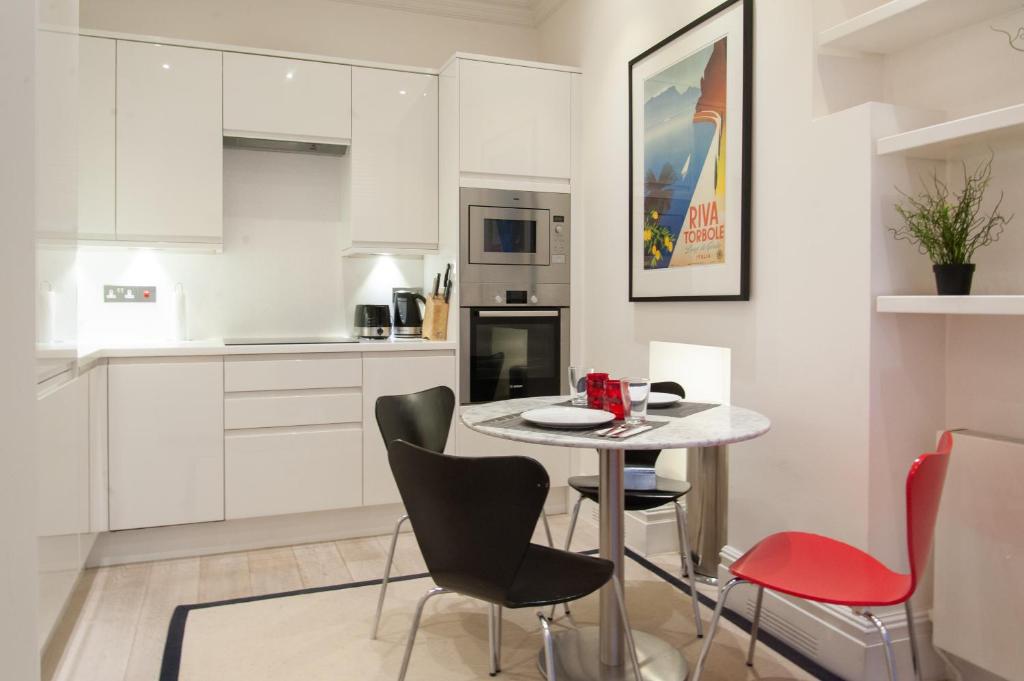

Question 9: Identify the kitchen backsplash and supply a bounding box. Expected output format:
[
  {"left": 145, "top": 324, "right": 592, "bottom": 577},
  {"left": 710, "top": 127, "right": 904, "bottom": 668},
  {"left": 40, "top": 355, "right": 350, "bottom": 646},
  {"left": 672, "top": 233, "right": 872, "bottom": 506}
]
[{"left": 71, "top": 148, "right": 423, "bottom": 344}]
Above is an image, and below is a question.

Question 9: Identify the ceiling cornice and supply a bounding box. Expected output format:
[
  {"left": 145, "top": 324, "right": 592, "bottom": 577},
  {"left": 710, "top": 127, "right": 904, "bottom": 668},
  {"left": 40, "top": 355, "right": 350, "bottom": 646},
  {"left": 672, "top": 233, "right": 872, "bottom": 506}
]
[{"left": 329, "top": 0, "right": 566, "bottom": 27}]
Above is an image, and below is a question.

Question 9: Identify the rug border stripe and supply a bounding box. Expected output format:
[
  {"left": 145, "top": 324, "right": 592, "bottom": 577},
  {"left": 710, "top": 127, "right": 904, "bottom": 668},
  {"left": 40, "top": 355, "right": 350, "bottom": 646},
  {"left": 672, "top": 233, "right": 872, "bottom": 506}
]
[{"left": 158, "top": 549, "right": 842, "bottom": 681}]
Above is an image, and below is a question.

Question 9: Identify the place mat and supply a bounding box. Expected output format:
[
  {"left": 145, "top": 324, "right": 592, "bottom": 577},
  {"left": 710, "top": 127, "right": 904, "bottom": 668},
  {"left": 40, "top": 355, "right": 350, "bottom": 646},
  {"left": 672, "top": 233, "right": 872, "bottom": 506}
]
[
  {"left": 476, "top": 412, "right": 672, "bottom": 441},
  {"left": 645, "top": 400, "right": 719, "bottom": 418}
]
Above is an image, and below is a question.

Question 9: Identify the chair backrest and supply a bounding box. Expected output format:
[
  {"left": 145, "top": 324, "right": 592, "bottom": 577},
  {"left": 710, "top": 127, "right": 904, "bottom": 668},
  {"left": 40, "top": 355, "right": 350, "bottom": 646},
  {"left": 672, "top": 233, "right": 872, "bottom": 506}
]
[
  {"left": 627, "top": 381, "right": 687, "bottom": 468},
  {"left": 387, "top": 439, "right": 549, "bottom": 603},
  {"left": 905, "top": 431, "right": 954, "bottom": 593},
  {"left": 374, "top": 386, "right": 455, "bottom": 453}
]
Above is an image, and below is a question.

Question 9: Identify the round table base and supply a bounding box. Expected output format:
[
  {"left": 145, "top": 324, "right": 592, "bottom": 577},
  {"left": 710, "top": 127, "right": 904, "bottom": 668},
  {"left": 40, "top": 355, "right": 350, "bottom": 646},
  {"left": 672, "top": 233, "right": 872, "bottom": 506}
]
[{"left": 537, "top": 627, "right": 688, "bottom": 681}]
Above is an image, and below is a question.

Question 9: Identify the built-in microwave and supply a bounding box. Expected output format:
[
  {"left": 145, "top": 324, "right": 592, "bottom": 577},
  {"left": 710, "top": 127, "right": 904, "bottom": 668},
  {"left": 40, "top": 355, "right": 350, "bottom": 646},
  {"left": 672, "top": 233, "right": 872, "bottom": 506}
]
[{"left": 459, "top": 188, "right": 570, "bottom": 300}]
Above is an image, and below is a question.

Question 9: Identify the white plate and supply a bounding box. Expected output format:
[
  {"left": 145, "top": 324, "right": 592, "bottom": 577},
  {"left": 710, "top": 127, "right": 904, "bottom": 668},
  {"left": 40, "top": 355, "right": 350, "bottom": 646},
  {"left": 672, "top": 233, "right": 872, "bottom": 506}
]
[
  {"left": 521, "top": 406, "right": 615, "bottom": 429},
  {"left": 648, "top": 392, "right": 683, "bottom": 407}
]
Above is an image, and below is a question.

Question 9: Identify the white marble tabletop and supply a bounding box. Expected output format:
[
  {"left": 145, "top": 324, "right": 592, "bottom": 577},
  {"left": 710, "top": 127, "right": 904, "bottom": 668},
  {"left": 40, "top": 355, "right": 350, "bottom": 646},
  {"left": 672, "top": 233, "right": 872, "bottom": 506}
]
[{"left": 461, "top": 395, "right": 771, "bottom": 450}]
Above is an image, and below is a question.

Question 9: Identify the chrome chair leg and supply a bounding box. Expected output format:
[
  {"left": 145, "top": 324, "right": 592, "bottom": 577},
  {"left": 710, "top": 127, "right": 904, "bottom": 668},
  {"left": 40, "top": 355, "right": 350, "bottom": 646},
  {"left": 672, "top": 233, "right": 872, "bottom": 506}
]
[
  {"left": 905, "top": 601, "right": 922, "bottom": 681},
  {"left": 692, "top": 577, "right": 747, "bottom": 681},
  {"left": 541, "top": 510, "right": 554, "bottom": 548},
  {"left": 611, "top": 575, "right": 644, "bottom": 681},
  {"left": 564, "top": 494, "right": 583, "bottom": 552},
  {"left": 397, "top": 586, "right": 449, "bottom": 681},
  {"left": 372, "top": 513, "right": 409, "bottom": 639},
  {"left": 537, "top": 611, "right": 558, "bottom": 681},
  {"left": 488, "top": 603, "right": 501, "bottom": 676},
  {"left": 746, "top": 586, "right": 764, "bottom": 666},
  {"left": 548, "top": 495, "right": 584, "bottom": 621},
  {"left": 674, "top": 501, "right": 703, "bottom": 638},
  {"left": 864, "top": 611, "right": 899, "bottom": 681}
]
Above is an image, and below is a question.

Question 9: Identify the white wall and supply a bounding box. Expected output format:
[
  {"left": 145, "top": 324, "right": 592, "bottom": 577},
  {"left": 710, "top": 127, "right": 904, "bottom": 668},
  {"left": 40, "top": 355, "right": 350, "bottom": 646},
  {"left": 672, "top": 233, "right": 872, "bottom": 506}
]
[
  {"left": 1, "top": 0, "right": 42, "bottom": 677},
  {"left": 79, "top": 0, "right": 541, "bottom": 69},
  {"left": 539, "top": 0, "right": 876, "bottom": 554}
]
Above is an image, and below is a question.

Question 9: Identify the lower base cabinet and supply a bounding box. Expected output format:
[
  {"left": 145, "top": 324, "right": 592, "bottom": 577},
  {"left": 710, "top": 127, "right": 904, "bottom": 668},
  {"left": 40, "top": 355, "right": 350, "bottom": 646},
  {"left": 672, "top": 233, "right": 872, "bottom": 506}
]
[
  {"left": 225, "top": 426, "right": 362, "bottom": 519},
  {"left": 108, "top": 358, "right": 224, "bottom": 531}
]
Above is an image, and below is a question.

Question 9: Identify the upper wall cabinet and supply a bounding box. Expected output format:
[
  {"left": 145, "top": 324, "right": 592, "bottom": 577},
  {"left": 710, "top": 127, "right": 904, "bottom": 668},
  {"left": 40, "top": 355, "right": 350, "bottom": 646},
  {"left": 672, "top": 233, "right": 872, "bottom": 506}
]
[
  {"left": 346, "top": 67, "right": 438, "bottom": 252},
  {"left": 116, "top": 41, "right": 223, "bottom": 243},
  {"left": 78, "top": 36, "right": 115, "bottom": 239},
  {"left": 223, "top": 53, "right": 352, "bottom": 143},
  {"left": 459, "top": 59, "right": 571, "bottom": 182},
  {"left": 35, "top": 29, "right": 78, "bottom": 239}
]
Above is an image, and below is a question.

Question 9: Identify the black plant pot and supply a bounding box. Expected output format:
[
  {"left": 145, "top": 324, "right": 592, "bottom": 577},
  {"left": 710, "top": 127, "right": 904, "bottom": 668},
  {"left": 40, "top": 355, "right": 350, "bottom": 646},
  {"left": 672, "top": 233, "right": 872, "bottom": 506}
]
[{"left": 933, "top": 264, "right": 975, "bottom": 295}]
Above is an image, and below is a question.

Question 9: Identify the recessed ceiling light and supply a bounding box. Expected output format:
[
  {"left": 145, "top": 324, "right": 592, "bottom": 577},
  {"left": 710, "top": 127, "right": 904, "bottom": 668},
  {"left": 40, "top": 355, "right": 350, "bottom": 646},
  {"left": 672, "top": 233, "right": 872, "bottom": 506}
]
[
  {"left": 285, "top": 71, "right": 295, "bottom": 80},
  {"left": 399, "top": 90, "right": 407, "bottom": 95},
  {"left": 162, "top": 63, "right": 171, "bottom": 70}
]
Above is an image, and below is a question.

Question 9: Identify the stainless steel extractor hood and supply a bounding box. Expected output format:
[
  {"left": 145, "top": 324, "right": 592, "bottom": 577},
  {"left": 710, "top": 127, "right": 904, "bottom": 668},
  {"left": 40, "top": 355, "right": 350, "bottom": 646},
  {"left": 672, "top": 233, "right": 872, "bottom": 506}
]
[{"left": 223, "top": 135, "right": 348, "bottom": 156}]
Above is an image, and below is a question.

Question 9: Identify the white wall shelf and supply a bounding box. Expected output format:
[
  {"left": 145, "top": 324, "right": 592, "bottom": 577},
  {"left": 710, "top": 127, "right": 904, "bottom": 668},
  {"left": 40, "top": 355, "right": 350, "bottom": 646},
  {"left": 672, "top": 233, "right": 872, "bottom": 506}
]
[
  {"left": 818, "top": 0, "right": 1021, "bottom": 55},
  {"left": 877, "top": 295, "right": 1024, "bottom": 315},
  {"left": 876, "top": 103, "right": 1024, "bottom": 159}
]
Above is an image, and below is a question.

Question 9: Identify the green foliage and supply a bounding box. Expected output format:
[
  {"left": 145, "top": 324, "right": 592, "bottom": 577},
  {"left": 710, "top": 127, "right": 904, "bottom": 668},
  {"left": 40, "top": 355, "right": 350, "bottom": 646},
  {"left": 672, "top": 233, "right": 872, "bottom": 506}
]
[
  {"left": 890, "top": 155, "right": 1013, "bottom": 265},
  {"left": 643, "top": 210, "right": 674, "bottom": 266}
]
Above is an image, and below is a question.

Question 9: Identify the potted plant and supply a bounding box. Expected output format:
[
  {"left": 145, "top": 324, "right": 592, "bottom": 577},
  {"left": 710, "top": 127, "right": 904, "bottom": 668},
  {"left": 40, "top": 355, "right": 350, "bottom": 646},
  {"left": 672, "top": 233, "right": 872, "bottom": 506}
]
[{"left": 890, "top": 155, "right": 1013, "bottom": 295}]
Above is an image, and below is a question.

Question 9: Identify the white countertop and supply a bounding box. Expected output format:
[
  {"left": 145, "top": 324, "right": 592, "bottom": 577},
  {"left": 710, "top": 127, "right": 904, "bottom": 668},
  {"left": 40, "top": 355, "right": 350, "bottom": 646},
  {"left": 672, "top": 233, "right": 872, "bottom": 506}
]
[{"left": 38, "top": 338, "right": 456, "bottom": 381}]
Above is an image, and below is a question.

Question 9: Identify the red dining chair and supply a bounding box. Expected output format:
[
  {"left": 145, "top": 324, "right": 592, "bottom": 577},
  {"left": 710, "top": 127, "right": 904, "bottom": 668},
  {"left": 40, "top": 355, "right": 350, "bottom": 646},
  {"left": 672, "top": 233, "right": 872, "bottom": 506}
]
[{"left": 693, "top": 432, "right": 954, "bottom": 681}]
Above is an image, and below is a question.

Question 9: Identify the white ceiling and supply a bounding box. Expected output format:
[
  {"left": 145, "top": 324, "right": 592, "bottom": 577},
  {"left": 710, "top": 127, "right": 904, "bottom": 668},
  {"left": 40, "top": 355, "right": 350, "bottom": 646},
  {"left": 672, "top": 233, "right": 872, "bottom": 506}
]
[{"left": 329, "top": 0, "right": 566, "bottom": 27}]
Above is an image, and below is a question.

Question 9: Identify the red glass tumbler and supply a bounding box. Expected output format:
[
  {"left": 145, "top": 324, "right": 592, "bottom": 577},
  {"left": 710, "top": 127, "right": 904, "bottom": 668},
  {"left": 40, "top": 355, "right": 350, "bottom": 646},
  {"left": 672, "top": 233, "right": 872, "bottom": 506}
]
[
  {"left": 603, "top": 379, "right": 629, "bottom": 420},
  {"left": 586, "top": 372, "right": 608, "bottom": 410}
]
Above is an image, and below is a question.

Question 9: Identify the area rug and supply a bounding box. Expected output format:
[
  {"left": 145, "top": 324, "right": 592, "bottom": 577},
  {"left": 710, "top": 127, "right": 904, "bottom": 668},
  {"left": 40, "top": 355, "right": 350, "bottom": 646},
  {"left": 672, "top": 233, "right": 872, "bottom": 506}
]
[{"left": 160, "top": 549, "right": 837, "bottom": 681}]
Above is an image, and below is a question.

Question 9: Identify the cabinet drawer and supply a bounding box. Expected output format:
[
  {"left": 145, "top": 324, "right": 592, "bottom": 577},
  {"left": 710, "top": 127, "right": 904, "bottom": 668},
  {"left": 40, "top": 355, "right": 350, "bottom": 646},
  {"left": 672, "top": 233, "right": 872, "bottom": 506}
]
[
  {"left": 225, "top": 354, "right": 361, "bottom": 392},
  {"left": 224, "top": 390, "right": 361, "bottom": 429},
  {"left": 225, "top": 426, "right": 362, "bottom": 520}
]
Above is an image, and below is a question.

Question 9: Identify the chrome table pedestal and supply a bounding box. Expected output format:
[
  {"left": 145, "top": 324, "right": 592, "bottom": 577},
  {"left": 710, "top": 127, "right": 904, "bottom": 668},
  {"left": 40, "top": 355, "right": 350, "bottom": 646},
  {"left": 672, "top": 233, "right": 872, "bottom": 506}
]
[{"left": 539, "top": 448, "right": 689, "bottom": 680}]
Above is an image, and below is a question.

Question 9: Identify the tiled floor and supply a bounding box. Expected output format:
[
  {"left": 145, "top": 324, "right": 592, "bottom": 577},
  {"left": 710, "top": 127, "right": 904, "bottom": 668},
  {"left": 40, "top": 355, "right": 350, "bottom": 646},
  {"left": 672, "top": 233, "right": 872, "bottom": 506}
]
[{"left": 46, "top": 514, "right": 812, "bottom": 681}]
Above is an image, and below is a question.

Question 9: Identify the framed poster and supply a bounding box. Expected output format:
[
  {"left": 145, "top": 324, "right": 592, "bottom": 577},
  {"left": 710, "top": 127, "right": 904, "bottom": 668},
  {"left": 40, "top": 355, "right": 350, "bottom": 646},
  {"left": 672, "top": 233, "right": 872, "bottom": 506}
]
[{"left": 628, "top": 0, "right": 752, "bottom": 302}]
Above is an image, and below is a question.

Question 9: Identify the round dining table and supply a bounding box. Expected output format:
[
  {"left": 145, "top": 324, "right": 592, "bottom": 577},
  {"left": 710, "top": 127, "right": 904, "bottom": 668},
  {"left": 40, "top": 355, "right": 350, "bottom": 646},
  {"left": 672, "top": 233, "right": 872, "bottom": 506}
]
[{"left": 461, "top": 395, "right": 770, "bottom": 681}]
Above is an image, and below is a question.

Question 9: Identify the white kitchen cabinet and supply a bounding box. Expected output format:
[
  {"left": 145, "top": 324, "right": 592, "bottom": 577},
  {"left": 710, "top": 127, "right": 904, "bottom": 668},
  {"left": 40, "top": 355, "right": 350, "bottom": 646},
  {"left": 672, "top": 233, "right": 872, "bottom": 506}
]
[
  {"left": 346, "top": 67, "right": 438, "bottom": 251},
  {"left": 224, "top": 53, "right": 352, "bottom": 143},
  {"left": 224, "top": 354, "right": 362, "bottom": 392},
  {"left": 36, "top": 372, "right": 90, "bottom": 646},
  {"left": 116, "top": 41, "right": 222, "bottom": 243},
  {"left": 35, "top": 29, "right": 78, "bottom": 239},
  {"left": 226, "top": 426, "right": 362, "bottom": 519},
  {"left": 459, "top": 59, "right": 571, "bottom": 181},
  {"left": 362, "top": 351, "right": 456, "bottom": 506},
  {"left": 78, "top": 36, "right": 115, "bottom": 239},
  {"left": 108, "top": 358, "right": 224, "bottom": 530}
]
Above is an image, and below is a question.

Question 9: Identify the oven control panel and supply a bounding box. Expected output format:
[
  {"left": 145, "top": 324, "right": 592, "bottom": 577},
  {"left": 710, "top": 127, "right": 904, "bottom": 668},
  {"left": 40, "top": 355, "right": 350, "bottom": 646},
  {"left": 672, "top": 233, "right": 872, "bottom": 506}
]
[
  {"left": 463, "top": 283, "right": 570, "bottom": 308},
  {"left": 550, "top": 214, "right": 569, "bottom": 264}
]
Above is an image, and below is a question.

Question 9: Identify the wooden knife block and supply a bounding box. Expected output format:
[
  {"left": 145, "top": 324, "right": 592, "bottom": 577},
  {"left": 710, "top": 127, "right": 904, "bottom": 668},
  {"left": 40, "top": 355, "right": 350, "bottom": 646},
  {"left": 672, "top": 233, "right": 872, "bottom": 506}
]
[{"left": 422, "top": 295, "right": 449, "bottom": 341}]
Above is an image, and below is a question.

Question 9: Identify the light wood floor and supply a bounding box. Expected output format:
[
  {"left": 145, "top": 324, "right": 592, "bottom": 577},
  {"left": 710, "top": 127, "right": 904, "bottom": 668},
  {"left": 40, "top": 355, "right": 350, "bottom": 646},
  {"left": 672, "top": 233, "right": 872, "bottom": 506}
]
[{"left": 45, "top": 514, "right": 810, "bottom": 681}]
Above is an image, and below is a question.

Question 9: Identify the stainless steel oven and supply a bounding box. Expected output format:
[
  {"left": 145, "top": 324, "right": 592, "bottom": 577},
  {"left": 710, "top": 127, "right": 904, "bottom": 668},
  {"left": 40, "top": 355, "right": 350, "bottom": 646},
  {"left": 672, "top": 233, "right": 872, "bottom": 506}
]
[
  {"left": 460, "top": 307, "right": 570, "bottom": 404},
  {"left": 459, "top": 188, "right": 571, "bottom": 404}
]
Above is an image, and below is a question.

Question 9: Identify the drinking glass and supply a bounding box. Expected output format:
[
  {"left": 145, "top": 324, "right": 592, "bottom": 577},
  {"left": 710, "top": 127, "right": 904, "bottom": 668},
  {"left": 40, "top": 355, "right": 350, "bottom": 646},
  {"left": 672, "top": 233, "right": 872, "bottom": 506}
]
[
  {"left": 586, "top": 372, "right": 609, "bottom": 410},
  {"left": 623, "top": 377, "right": 650, "bottom": 424},
  {"left": 568, "top": 366, "right": 594, "bottom": 405},
  {"left": 603, "top": 379, "right": 629, "bottom": 420}
]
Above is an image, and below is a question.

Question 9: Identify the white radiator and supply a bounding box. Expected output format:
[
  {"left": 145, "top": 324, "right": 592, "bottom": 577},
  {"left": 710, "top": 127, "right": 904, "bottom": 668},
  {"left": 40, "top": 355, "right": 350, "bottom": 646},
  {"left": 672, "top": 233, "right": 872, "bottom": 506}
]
[{"left": 933, "top": 430, "right": 1024, "bottom": 680}]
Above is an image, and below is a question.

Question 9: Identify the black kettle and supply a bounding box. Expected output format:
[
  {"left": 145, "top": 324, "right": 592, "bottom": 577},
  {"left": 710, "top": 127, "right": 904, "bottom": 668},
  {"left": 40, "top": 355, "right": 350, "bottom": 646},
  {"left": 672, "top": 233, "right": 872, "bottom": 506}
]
[{"left": 392, "top": 289, "right": 426, "bottom": 337}]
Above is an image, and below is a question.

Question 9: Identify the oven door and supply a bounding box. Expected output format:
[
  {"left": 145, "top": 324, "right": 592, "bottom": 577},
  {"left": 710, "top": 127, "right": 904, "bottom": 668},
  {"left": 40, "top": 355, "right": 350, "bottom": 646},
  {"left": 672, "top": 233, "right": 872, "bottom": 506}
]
[
  {"left": 461, "top": 308, "right": 569, "bottom": 404},
  {"left": 468, "top": 206, "right": 551, "bottom": 266}
]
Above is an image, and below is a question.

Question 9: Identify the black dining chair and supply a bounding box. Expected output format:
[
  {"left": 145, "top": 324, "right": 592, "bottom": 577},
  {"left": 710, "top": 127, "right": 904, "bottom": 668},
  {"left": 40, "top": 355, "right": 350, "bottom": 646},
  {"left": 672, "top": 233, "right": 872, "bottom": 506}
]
[
  {"left": 370, "top": 385, "right": 556, "bottom": 640},
  {"left": 371, "top": 386, "right": 455, "bottom": 640},
  {"left": 556, "top": 381, "right": 703, "bottom": 636},
  {"left": 388, "top": 439, "right": 643, "bottom": 681}
]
